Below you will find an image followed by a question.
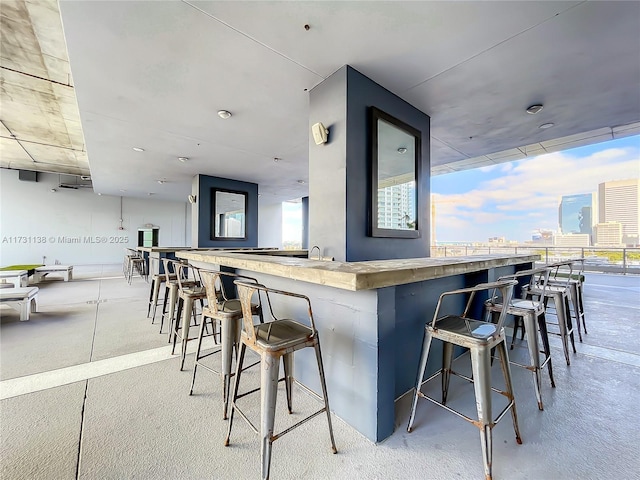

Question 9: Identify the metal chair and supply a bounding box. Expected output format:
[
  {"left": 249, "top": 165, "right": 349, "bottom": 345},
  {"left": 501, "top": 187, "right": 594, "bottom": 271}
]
[
  {"left": 546, "top": 258, "right": 587, "bottom": 341},
  {"left": 124, "top": 248, "right": 146, "bottom": 284},
  {"left": 407, "top": 279, "right": 521, "bottom": 480},
  {"left": 160, "top": 259, "right": 195, "bottom": 337},
  {"left": 147, "top": 256, "right": 177, "bottom": 323},
  {"left": 225, "top": 281, "right": 337, "bottom": 480},
  {"left": 523, "top": 261, "right": 577, "bottom": 365},
  {"left": 189, "top": 269, "right": 263, "bottom": 419},
  {"left": 485, "top": 267, "right": 555, "bottom": 410},
  {"left": 173, "top": 263, "right": 207, "bottom": 370}
]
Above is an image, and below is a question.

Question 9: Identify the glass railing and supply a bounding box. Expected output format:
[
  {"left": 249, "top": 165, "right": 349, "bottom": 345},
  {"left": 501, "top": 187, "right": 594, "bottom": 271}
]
[{"left": 430, "top": 245, "right": 640, "bottom": 275}]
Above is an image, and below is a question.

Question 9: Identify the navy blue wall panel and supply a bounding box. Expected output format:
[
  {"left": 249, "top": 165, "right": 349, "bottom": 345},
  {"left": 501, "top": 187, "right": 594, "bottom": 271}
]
[
  {"left": 196, "top": 175, "right": 258, "bottom": 248},
  {"left": 345, "top": 66, "right": 431, "bottom": 262}
]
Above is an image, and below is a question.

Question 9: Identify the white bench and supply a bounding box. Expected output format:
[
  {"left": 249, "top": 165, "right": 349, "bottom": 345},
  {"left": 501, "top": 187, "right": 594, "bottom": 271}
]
[
  {"left": 34, "top": 265, "right": 73, "bottom": 283},
  {"left": 0, "top": 270, "right": 28, "bottom": 288},
  {"left": 0, "top": 287, "right": 39, "bottom": 321}
]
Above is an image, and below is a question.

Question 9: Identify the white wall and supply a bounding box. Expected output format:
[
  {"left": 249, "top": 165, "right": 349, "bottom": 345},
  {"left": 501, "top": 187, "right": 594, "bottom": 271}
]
[
  {"left": 0, "top": 170, "right": 190, "bottom": 265},
  {"left": 258, "top": 202, "right": 282, "bottom": 248}
]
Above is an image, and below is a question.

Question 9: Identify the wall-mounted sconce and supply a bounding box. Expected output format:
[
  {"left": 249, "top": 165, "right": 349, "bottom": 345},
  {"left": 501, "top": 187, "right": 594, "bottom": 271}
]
[
  {"left": 188, "top": 194, "right": 197, "bottom": 204},
  {"left": 312, "top": 122, "right": 329, "bottom": 145}
]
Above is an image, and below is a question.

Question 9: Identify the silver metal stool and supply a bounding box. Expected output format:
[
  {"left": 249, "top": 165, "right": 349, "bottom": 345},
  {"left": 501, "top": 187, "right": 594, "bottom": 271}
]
[
  {"left": 407, "top": 279, "right": 521, "bottom": 480},
  {"left": 125, "top": 248, "right": 147, "bottom": 284},
  {"left": 189, "top": 269, "right": 263, "bottom": 419},
  {"left": 485, "top": 267, "right": 555, "bottom": 410},
  {"left": 225, "top": 281, "right": 337, "bottom": 480},
  {"left": 160, "top": 259, "right": 195, "bottom": 337},
  {"left": 147, "top": 256, "right": 177, "bottom": 323},
  {"left": 172, "top": 263, "right": 207, "bottom": 370},
  {"left": 523, "top": 262, "right": 577, "bottom": 365},
  {"left": 546, "top": 259, "right": 587, "bottom": 341}
]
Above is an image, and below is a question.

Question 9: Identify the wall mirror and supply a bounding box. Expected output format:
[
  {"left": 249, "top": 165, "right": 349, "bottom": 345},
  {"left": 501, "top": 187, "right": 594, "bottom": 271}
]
[
  {"left": 370, "top": 107, "right": 421, "bottom": 238},
  {"left": 211, "top": 189, "right": 247, "bottom": 240}
]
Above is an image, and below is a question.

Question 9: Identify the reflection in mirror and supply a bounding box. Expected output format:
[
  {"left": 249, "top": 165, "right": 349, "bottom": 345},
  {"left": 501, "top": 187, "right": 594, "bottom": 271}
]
[
  {"left": 212, "top": 189, "right": 247, "bottom": 239},
  {"left": 370, "top": 107, "right": 421, "bottom": 238}
]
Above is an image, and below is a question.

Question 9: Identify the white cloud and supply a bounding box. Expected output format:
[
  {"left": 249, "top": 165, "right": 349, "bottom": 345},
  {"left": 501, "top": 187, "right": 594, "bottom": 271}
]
[{"left": 432, "top": 142, "right": 640, "bottom": 242}]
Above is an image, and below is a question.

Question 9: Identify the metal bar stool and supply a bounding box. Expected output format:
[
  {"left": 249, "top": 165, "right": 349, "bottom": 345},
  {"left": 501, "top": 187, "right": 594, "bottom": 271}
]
[
  {"left": 160, "top": 259, "right": 196, "bottom": 337},
  {"left": 147, "top": 256, "right": 176, "bottom": 323},
  {"left": 189, "top": 269, "right": 263, "bottom": 419},
  {"left": 523, "top": 262, "right": 577, "bottom": 365},
  {"left": 485, "top": 267, "right": 556, "bottom": 410},
  {"left": 172, "top": 263, "right": 207, "bottom": 370},
  {"left": 125, "top": 248, "right": 147, "bottom": 284},
  {"left": 407, "top": 279, "right": 521, "bottom": 480},
  {"left": 225, "top": 281, "right": 337, "bottom": 480},
  {"left": 546, "top": 258, "right": 587, "bottom": 341}
]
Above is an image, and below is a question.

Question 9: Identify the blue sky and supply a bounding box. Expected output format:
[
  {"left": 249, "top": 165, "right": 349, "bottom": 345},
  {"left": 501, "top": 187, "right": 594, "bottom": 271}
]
[
  {"left": 283, "top": 135, "right": 640, "bottom": 243},
  {"left": 431, "top": 135, "right": 639, "bottom": 242}
]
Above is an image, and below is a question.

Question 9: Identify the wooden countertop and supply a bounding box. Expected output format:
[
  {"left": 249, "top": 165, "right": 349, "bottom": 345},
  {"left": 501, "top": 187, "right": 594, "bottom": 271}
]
[{"left": 177, "top": 250, "right": 538, "bottom": 291}]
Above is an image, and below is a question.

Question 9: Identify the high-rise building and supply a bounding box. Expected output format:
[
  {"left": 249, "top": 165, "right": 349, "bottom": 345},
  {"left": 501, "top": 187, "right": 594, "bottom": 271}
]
[
  {"left": 594, "top": 222, "right": 623, "bottom": 246},
  {"left": 598, "top": 178, "right": 640, "bottom": 246},
  {"left": 559, "top": 193, "right": 594, "bottom": 240},
  {"left": 377, "top": 182, "right": 416, "bottom": 230}
]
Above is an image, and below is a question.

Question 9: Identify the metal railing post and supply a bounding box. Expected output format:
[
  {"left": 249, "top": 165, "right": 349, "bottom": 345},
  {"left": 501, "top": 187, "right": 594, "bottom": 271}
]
[{"left": 623, "top": 248, "right": 627, "bottom": 275}]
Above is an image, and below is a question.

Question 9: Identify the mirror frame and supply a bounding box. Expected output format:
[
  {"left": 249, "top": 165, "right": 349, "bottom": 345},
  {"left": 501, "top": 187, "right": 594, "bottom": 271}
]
[
  {"left": 210, "top": 188, "right": 248, "bottom": 240},
  {"left": 369, "top": 106, "right": 421, "bottom": 238}
]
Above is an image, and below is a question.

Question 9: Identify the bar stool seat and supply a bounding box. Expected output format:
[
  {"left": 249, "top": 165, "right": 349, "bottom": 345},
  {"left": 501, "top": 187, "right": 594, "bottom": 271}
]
[
  {"left": 486, "top": 267, "right": 556, "bottom": 411},
  {"left": 190, "top": 269, "right": 263, "bottom": 419},
  {"left": 407, "top": 279, "right": 521, "bottom": 480},
  {"left": 225, "top": 281, "right": 337, "bottom": 480}
]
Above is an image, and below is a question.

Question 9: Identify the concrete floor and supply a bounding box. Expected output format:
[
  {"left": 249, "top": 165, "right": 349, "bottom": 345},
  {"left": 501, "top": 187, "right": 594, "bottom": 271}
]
[{"left": 1, "top": 265, "right": 639, "bottom": 479}]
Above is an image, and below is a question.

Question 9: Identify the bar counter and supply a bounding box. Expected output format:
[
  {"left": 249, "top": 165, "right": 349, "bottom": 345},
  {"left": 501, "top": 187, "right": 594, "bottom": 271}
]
[{"left": 177, "top": 250, "right": 538, "bottom": 442}]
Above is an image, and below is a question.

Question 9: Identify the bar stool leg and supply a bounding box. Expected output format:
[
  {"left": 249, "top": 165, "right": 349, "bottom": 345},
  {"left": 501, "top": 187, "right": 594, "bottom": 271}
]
[
  {"left": 577, "top": 282, "right": 587, "bottom": 334},
  {"left": 407, "top": 330, "right": 433, "bottom": 432},
  {"left": 179, "top": 297, "right": 195, "bottom": 370},
  {"left": 147, "top": 278, "right": 156, "bottom": 317},
  {"left": 522, "top": 312, "right": 543, "bottom": 410},
  {"left": 537, "top": 313, "right": 556, "bottom": 388},
  {"left": 565, "top": 295, "right": 577, "bottom": 354},
  {"left": 441, "top": 342, "right": 454, "bottom": 404},
  {"left": 283, "top": 353, "right": 294, "bottom": 414},
  {"left": 225, "top": 343, "right": 246, "bottom": 447},
  {"left": 314, "top": 340, "right": 337, "bottom": 454},
  {"left": 260, "top": 353, "right": 280, "bottom": 480},
  {"left": 150, "top": 279, "right": 162, "bottom": 322},
  {"left": 552, "top": 293, "right": 572, "bottom": 366},
  {"left": 469, "top": 345, "right": 493, "bottom": 480},
  {"left": 221, "top": 317, "right": 238, "bottom": 419},
  {"left": 189, "top": 316, "right": 209, "bottom": 396},
  {"left": 568, "top": 284, "right": 583, "bottom": 342},
  {"left": 496, "top": 341, "right": 522, "bottom": 444},
  {"left": 167, "top": 287, "right": 178, "bottom": 343}
]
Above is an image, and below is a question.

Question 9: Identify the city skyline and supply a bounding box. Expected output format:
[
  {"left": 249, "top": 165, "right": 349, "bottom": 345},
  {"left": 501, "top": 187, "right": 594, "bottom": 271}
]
[
  {"left": 282, "top": 135, "right": 640, "bottom": 244},
  {"left": 431, "top": 135, "right": 639, "bottom": 243}
]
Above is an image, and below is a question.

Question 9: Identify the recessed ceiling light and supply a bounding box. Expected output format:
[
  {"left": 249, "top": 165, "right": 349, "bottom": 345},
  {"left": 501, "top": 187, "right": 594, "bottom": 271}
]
[
  {"left": 97, "top": 193, "right": 102, "bottom": 196},
  {"left": 147, "top": 192, "right": 154, "bottom": 196},
  {"left": 297, "top": 180, "right": 306, "bottom": 184},
  {"left": 217, "top": 110, "right": 232, "bottom": 119},
  {"left": 119, "top": 189, "right": 126, "bottom": 192},
  {"left": 397, "top": 147, "right": 407, "bottom": 154},
  {"left": 539, "top": 123, "right": 555, "bottom": 129},
  {"left": 178, "top": 157, "right": 189, "bottom": 163},
  {"left": 273, "top": 157, "right": 281, "bottom": 163},
  {"left": 157, "top": 180, "right": 166, "bottom": 184},
  {"left": 132, "top": 147, "right": 145, "bottom": 152},
  {"left": 526, "top": 104, "right": 544, "bottom": 115}
]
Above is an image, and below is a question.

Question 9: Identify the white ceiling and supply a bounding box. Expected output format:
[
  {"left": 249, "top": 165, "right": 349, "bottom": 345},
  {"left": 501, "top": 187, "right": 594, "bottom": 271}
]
[{"left": 2, "top": 1, "right": 639, "bottom": 204}]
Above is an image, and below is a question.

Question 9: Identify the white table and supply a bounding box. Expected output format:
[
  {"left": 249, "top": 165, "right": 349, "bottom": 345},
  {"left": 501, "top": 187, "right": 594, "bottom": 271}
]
[{"left": 0, "top": 270, "right": 28, "bottom": 288}]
